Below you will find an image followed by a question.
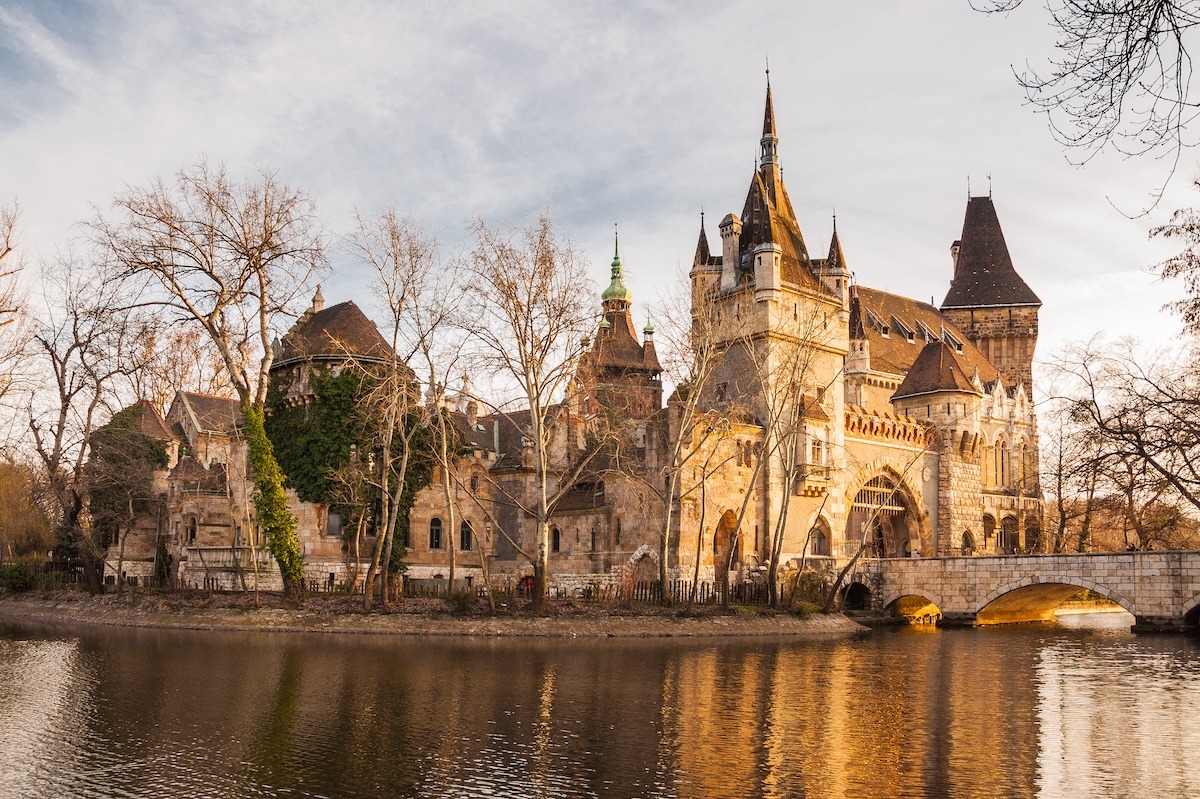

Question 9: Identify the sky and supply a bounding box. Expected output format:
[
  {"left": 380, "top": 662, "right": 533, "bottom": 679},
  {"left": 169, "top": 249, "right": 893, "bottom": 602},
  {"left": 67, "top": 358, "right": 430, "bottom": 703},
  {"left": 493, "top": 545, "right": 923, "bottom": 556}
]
[{"left": 1, "top": 0, "right": 1197, "bottom": 374}]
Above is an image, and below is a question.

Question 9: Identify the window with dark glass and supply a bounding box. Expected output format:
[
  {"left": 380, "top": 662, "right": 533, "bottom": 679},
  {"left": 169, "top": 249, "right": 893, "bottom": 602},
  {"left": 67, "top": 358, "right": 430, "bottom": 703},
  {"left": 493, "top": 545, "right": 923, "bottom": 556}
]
[
  {"left": 460, "top": 521, "right": 473, "bottom": 551},
  {"left": 429, "top": 517, "right": 443, "bottom": 549}
]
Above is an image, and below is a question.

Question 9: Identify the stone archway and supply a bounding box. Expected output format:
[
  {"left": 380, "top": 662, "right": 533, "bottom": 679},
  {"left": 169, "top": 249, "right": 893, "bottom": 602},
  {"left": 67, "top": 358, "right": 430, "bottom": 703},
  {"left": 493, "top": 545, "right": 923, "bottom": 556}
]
[
  {"left": 844, "top": 468, "right": 927, "bottom": 558},
  {"left": 975, "top": 577, "right": 1135, "bottom": 624},
  {"left": 713, "top": 510, "right": 742, "bottom": 569}
]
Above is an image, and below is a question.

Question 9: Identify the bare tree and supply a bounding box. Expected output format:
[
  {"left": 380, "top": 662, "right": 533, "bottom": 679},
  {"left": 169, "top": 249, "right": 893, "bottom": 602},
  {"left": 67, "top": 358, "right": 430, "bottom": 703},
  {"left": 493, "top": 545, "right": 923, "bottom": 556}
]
[
  {"left": 465, "top": 215, "right": 599, "bottom": 613},
  {"left": 0, "top": 203, "right": 32, "bottom": 410},
  {"left": 132, "top": 326, "right": 234, "bottom": 414},
  {"left": 344, "top": 209, "right": 439, "bottom": 610},
  {"left": 1049, "top": 337, "right": 1200, "bottom": 522},
  {"left": 28, "top": 258, "right": 152, "bottom": 593},
  {"left": 93, "top": 160, "right": 326, "bottom": 598},
  {"left": 975, "top": 0, "right": 1200, "bottom": 171}
]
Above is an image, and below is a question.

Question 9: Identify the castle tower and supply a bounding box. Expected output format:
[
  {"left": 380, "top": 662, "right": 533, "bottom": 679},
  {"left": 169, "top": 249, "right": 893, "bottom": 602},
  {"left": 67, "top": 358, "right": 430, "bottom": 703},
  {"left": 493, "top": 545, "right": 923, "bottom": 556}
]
[
  {"left": 581, "top": 231, "right": 663, "bottom": 419},
  {"left": 892, "top": 341, "right": 985, "bottom": 555},
  {"left": 939, "top": 196, "right": 1041, "bottom": 392}
]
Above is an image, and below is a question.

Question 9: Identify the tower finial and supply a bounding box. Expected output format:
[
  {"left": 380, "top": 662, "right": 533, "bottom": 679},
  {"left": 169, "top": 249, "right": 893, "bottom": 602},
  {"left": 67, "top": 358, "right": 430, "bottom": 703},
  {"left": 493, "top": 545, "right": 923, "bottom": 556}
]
[
  {"left": 832, "top": 206, "right": 837, "bottom": 234},
  {"left": 603, "top": 223, "right": 631, "bottom": 304}
]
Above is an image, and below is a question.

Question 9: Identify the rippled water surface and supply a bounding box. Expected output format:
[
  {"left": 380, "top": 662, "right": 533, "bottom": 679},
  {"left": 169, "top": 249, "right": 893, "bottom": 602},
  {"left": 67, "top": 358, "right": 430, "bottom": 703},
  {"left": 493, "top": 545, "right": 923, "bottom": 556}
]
[{"left": 1, "top": 612, "right": 1197, "bottom": 798}]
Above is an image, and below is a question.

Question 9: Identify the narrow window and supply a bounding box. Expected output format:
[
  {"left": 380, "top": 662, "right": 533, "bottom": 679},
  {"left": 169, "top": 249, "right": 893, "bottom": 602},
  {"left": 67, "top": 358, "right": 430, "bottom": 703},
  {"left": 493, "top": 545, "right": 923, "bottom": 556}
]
[
  {"left": 551, "top": 526, "right": 561, "bottom": 553},
  {"left": 470, "top": 475, "right": 479, "bottom": 494},
  {"left": 615, "top": 519, "right": 622, "bottom": 545},
  {"left": 326, "top": 511, "right": 342, "bottom": 538},
  {"left": 460, "top": 521, "right": 473, "bottom": 551},
  {"left": 186, "top": 516, "right": 198, "bottom": 543},
  {"left": 429, "top": 518, "right": 443, "bottom": 549}
]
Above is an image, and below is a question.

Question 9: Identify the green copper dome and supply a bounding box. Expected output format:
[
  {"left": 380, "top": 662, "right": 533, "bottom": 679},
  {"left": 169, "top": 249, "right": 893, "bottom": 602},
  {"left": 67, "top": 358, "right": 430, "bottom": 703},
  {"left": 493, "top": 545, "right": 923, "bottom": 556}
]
[{"left": 601, "top": 228, "right": 632, "bottom": 303}]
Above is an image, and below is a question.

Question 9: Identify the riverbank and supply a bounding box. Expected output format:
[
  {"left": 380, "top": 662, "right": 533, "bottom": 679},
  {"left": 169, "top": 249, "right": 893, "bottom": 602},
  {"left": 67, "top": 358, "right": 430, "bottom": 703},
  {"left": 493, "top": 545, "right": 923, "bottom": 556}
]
[{"left": 0, "top": 591, "right": 867, "bottom": 639}]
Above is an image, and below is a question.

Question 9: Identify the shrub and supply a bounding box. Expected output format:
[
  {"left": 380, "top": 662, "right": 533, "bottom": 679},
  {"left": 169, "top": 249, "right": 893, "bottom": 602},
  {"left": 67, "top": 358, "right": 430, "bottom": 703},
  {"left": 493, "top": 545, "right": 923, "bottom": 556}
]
[{"left": 0, "top": 562, "right": 33, "bottom": 592}]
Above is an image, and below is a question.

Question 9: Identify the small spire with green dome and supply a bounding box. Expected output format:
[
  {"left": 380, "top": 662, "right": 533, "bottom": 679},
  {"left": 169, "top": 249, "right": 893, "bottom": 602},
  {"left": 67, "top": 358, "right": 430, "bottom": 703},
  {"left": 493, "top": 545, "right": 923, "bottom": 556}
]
[{"left": 601, "top": 224, "right": 632, "bottom": 304}]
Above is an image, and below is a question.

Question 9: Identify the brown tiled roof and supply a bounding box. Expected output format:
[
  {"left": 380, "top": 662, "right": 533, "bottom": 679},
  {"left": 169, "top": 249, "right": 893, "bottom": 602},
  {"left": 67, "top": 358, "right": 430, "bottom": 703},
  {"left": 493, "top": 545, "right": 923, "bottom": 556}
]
[
  {"left": 941, "top": 196, "right": 1040, "bottom": 309},
  {"left": 588, "top": 308, "right": 662, "bottom": 374},
  {"left": 800, "top": 394, "right": 831, "bottom": 422},
  {"left": 277, "top": 301, "right": 394, "bottom": 366},
  {"left": 448, "top": 410, "right": 495, "bottom": 454},
  {"left": 893, "top": 341, "right": 982, "bottom": 400},
  {"left": 176, "top": 392, "right": 241, "bottom": 436},
  {"left": 852, "top": 287, "right": 998, "bottom": 383},
  {"left": 130, "top": 400, "right": 175, "bottom": 441}
]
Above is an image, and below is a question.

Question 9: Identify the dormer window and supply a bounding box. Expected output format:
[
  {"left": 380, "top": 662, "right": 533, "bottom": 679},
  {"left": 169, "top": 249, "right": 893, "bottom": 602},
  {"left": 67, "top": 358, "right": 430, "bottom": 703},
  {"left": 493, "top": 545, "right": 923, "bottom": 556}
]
[
  {"left": 916, "top": 320, "right": 937, "bottom": 343},
  {"left": 865, "top": 309, "right": 889, "bottom": 337},
  {"left": 891, "top": 316, "right": 915, "bottom": 343},
  {"left": 941, "top": 328, "right": 964, "bottom": 353}
]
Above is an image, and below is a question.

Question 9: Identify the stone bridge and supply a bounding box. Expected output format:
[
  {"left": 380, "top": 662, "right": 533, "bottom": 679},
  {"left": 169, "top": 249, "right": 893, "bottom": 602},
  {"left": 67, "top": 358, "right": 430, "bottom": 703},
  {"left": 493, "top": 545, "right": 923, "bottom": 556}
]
[{"left": 851, "top": 551, "right": 1200, "bottom": 632}]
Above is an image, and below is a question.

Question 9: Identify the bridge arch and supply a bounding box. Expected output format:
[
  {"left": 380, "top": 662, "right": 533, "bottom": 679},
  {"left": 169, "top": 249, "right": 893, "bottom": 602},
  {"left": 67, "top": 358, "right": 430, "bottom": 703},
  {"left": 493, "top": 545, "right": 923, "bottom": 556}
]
[
  {"left": 1180, "top": 594, "right": 1200, "bottom": 627},
  {"left": 975, "top": 576, "right": 1135, "bottom": 624}
]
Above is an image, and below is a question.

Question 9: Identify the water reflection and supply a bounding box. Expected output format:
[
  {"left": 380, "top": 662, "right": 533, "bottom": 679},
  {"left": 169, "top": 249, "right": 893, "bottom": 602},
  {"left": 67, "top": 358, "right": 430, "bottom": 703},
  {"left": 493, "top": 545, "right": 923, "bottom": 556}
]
[{"left": 0, "top": 616, "right": 1196, "bottom": 798}]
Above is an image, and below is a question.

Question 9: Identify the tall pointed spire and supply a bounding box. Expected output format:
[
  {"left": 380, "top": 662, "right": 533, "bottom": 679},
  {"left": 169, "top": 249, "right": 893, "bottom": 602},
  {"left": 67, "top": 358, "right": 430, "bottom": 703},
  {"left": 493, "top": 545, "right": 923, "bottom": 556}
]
[
  {"left": 602, "top": 224, "right": 631, "bottom": 304},
  {"left": 693, "top": 210, "right": 713, "bottom": 267},
  {"left": 760, "top": 70, "right": 778, "bottom": 169}
]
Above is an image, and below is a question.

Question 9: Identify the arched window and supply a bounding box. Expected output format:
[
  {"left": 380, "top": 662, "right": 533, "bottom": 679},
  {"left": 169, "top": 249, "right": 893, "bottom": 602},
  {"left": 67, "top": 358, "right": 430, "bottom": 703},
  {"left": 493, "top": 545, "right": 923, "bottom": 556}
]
[
  {"left": 811, "top": 529, "right": 829, "bottom": 556},
  {"left": 551, "top": 526, "right": 561, "bottom": 553},
  {"left": 186, "top": 515, "right": 198, "bottom": 543},
  {"left": 1001, "top": 517, "right": 1019, "bottom": 553},
  {"left": 961, "top": 531, "right": 975, "bottom": 555},
  {"left": 460, "top": 521, "right": 473, "bottom": 551},
  {"left": 983, "top": 515, "right": 996, "bottom": 546},
  {"left": 429, "top": 518, "right": 443, "bottom": 550},
  {"left": 994, "top": 440, "right": 1008, "bottom": 487}
]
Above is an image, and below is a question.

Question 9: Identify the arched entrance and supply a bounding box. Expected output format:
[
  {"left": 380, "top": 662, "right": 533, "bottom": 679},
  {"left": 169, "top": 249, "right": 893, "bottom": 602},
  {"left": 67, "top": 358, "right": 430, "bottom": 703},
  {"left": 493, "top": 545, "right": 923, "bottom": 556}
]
[
  {"left": 713, "top": 510, "right": 742, "bottom": 569},
  {"left": 845, "top": 474, "right": 920, "bottom": 558}
]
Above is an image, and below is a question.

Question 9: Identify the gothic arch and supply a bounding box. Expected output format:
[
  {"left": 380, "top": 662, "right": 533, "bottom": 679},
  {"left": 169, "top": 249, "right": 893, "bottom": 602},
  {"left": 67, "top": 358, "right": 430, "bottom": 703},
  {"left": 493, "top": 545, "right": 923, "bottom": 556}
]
[{"left": 843, "top": 459, "right": 931, "bottom": 557}]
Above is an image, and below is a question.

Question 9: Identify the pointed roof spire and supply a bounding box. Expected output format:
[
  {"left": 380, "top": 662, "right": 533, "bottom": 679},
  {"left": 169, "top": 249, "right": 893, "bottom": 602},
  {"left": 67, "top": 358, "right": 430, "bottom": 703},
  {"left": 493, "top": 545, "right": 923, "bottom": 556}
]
[
  {"left": 941, "top": 196, "right": 1040, "bottom": 309},
  {"left": 693, "top": 210, "right": 713, "bottom": 267},
  {"left": 827, "top": 225, "right": 849, "bottom": 274},
  {"left": 311, "top": 284, "right": 325, "bottom": 313},
  {"left": 763, "top": 77, "right": 776, "bottom": 137},
  {"left": 602, "top": 224, "right": 632, "bottom": 303},
  {"left": 760, "top": 74, "right": 779, "bottom": 168}
]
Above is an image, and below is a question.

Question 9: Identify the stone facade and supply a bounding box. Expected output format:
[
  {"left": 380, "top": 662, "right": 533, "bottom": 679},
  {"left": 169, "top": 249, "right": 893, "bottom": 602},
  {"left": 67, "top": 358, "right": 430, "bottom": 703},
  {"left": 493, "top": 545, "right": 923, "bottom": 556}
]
[{"left": 103, "top": 85, "right": 1046, "bottom": 594}]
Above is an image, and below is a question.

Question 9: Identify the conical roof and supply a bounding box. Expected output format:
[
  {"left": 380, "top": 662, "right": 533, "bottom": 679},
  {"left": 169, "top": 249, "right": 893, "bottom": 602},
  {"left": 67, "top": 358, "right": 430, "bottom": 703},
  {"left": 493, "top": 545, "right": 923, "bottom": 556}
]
[
  {"left": 693, "top": 216, "right": 713, "bottom": 267},
  {"left": 941, "top": 196, "right": 1040, "bottom": 309},
  {"left": 893, "top": 340, "right": 982, "bottom": 400}
]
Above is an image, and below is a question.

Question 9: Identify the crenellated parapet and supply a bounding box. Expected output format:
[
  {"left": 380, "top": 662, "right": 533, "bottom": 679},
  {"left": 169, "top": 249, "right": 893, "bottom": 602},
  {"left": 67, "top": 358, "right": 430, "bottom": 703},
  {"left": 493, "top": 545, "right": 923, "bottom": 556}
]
[{"left": 844, "top": 405, "right": 937, "bottom": 449}]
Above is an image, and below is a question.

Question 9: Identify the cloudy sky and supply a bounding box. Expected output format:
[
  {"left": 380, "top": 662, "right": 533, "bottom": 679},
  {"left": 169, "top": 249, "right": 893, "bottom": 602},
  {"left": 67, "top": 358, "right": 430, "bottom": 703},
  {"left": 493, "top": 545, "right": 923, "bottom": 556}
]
[{"left": 2, "top": 1, "right": 1196, "bottom": 366}]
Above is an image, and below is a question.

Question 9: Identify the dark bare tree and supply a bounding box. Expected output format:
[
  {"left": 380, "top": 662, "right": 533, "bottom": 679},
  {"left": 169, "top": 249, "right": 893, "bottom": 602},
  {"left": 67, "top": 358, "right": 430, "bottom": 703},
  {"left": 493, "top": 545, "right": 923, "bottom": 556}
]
[
  {"left": 975, "top": 0, "right": 1200, "bottom": 170},
  {"left": 28, "top": 258, "right": 152, "bottom": 593}
]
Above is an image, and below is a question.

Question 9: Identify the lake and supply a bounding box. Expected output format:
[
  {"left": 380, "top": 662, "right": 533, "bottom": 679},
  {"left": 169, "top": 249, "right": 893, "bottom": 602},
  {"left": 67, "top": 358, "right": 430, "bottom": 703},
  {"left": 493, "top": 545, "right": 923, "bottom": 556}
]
[{"left": 1, "top": 611, "right": 1197, "bottom": 798}]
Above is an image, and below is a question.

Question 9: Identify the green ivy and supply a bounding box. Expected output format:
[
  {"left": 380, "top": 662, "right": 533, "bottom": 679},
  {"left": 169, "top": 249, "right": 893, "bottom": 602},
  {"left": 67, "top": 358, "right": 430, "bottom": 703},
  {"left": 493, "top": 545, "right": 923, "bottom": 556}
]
[
  {"left": 266, "top": 369, "right": 368, "bottom": 503},
  {"left": 244, "top": 404, "right": 305, "bottom": 592}
]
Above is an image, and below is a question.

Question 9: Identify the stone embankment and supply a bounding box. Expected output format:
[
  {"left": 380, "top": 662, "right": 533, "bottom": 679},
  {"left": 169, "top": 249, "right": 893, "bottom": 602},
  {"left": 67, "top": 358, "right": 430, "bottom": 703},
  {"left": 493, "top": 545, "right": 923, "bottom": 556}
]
[{"left": 0, "top": 592, "right": 867, "bottom": 639}]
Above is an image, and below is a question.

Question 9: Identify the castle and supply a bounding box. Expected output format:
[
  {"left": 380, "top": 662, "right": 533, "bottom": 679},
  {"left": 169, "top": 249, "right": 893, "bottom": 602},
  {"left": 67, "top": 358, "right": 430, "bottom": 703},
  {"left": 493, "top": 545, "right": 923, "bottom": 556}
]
[{"left": 101, "top": 86, "right": 1043, "bottom": 593}]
